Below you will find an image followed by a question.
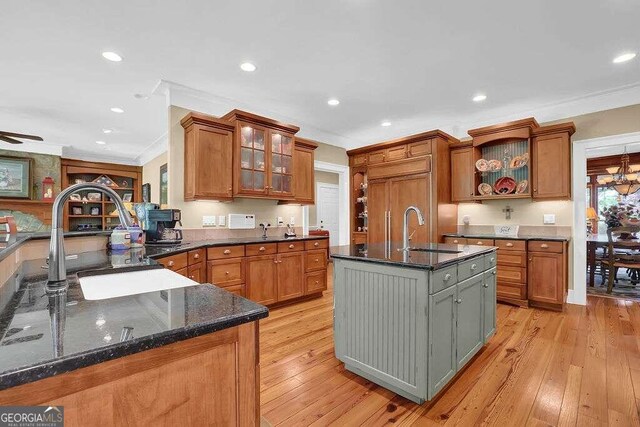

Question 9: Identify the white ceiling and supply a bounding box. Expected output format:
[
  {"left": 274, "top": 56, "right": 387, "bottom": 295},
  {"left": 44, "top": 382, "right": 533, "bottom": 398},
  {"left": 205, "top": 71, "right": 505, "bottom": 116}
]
[{"left": 2, "top": 0, "right": 639, "bottom": 164}]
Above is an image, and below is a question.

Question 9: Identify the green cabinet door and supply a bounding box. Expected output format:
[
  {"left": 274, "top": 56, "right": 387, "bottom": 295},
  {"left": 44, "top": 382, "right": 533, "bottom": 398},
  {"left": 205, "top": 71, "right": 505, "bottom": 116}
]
[
  {"left": 428, "top": 285, "right": 457, "bottom": 398},
  {"left": 456, "top": 275, "right": 484, "bottom": 369},
  {"left": 483, "top": 268, "right": 497, "bottom": 342}
]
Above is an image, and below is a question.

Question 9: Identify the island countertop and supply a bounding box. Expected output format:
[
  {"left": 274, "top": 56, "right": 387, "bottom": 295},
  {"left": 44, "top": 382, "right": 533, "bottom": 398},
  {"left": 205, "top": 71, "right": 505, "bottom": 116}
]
[
  {"left": 330, "top": 242, "right": 496, "bottom": 270},
  {"left": 0, "top": 250, "right": 268, "bottom": 390}
]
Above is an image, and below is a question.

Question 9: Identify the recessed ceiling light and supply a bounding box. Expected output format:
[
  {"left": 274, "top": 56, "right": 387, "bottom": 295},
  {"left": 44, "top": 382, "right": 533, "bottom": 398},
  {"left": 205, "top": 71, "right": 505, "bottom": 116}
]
[
  {"left": 133, "top": 93, "right": 149, "bottom": 100},
  {"left": 110, "top": 107, "right": 124, "bottom": 113},
  {"left": 381, "top": 121, "right": 391, "bottom": 127},
  {"left": 473, "top": 94, "right": 487, "bottom": 102},
  {"left": 613, "top": 52, "right": 637, "bottom": 64},
  {"left": 102, "top": 51, "right": 122, "bottom": 62},
  {"left": 240, "top": 62, "right": 257, "bottom": 72},
  {"left": 95, "top": 140, "right": 106, "bottom": 145},
  {"left": 327, "top": 99, "right": 340, "bottom": 106},
  {"left": 102, "top": 128, "right": 113, "bottom": 134}
]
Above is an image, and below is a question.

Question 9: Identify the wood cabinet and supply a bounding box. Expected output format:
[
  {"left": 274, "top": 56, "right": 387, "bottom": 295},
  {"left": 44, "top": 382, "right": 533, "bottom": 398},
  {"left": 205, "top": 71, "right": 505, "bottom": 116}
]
[
  {"left": 280, "top": 138, "right": 318, "bottom": 205},
  {"left": 156, "top": 250, "right": 205, "bottom": 284},
  {"left": 277, "top": 252, "right": 305, "bottom": 301},
  {"left": 348, "top": 130, "right": 457, "bottom": 244},
  {"left": 531, "top": 124, "right": 574, "bottom": 200},
  {"left": 450, "top": 147, "right": 476, "bottom": 202},
  {"left": 246, "top": 255, "right": 279, "bottom": 305},
  {"left": 180, "top": 112, "right": 235, "bottom": 201},
  {"left": 528, "top": 243, "right": 567, "bottom": 309},
  {"left": 222, "top": 109, "right": 300, "bottom": 200}
]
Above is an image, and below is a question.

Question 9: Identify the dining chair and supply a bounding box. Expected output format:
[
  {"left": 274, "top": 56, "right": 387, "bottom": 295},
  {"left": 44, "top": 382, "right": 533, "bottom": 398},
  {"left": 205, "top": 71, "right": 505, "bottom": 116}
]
[{"left": 601, "top": 226, "right": 640, "bottom": 294}]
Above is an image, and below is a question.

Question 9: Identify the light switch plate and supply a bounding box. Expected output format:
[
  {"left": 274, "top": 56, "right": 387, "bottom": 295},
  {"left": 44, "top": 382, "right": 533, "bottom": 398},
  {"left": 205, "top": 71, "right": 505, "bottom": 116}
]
[
  {"left": 289, "top": 216, "right": 295, "bottom": 226},
  {"left": 218, "top": 215, "right": 226, "bottom": 227},
  {"left": 202, "top": 215, "right": 216, "bottom": 227},
  {"left": 277, "top": 216, "right": 284, "bottom": 227},
  {"left": 543, "top": 214, "right": 556, "bottom": 224}
]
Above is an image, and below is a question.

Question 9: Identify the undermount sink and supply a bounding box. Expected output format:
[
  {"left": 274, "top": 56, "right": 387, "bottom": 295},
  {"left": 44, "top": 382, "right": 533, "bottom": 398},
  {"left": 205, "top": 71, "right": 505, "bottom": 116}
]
[
  {"left": 407, "top": 248, "right": 462, "bottom": 254},
  {"left": 79, "top": 268, "right": 198, "bottom": 300}
]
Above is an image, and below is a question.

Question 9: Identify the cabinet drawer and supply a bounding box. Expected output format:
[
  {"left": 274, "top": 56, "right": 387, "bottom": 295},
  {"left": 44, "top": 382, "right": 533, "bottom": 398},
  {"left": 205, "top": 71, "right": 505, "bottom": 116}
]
[
  {"left": 207, "top": 245, "right": 245, "bottom": 259},
  {"left": 305, "top": 270, "right": 327, "bottom": 294},
  {"left": 207, "top": 259, "right": 244, "bottom": 286},
  {"left": 430, "top": 265, "right": 458, "bottom": 294},
  {"left": 495, "top": 239, "right": 526, "bottom": 251},
  {"left": 278, "top": 241, "right": 304, "bottom": 252},
  {"left": 407, "top": 140, "right": 431, "bottom": 157},
  {"left": 497, "top": 251, "right": 527, "bottom": 267},
  {"left": 485, "top": 252, "right": 497, "bottom": 269},
  {"left": 157, "top": 253, "right": 188, "bottom": 272},
  {"left": 245, "top": 243, "right": 277, "bottom": 256},
  {"left": 352, "top": 233, "right": 367, "bottom": 244},
  {"left": 469, "top": 238, "right": 494, "bottom": 247},
  {"left": 305, "top": 249, "right": 327, "bottom": 272},
  {"left": 305, "top": 239, "right": 329, "bottom": 250},
  {"left": 497, "top": 265, "right": 526, "bottom": 284},
  {"left": 444, "top": 236, "right": 467, "bottom": 245},
  {"left": 528, "top": 241, "right": 564, "bottom": 253},
  {"left": 368, "top": 157, "right": 431, "bottom": 180},
  {"left": 223, "top": 284, "right": 245, "bottom": 298},
  {"left": 367, "top": 149, "right": 386, "bottom": 164},
  {"left": 386, "top": 145, "right": 407, "bottom": 162},
  {"left": 350, "top": 153, "right": 367, "bottom": 167},
  {"left": 458, "top": 256, "right": 485, "bottom": 281},
  {"left": 497, "top": 282, "right": 527, "bottom": 299},
  {"left": 188, "top": 248, "right": 205, "bottom": 265}
]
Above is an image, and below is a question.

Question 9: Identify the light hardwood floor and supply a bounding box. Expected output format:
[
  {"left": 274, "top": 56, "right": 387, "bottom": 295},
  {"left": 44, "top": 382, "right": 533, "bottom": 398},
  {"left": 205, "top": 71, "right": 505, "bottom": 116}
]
[{"left": 259, "top": 264, "right": 640, "bottom": 426}]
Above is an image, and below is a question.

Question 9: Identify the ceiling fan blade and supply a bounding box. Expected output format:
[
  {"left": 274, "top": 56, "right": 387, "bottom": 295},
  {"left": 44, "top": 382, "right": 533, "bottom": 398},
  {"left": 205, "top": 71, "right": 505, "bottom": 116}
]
[
  {"left": 0, "top": 135, "right": 23, "bottom": 144},
  {"left": 0, "top": 131, "right": 43, "bottom": 141}
]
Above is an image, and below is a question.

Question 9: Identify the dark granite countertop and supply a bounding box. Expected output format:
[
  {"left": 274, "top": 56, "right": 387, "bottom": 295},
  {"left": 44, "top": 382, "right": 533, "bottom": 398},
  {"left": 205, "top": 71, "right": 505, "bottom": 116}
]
[
  {"left": 330, "top": 243, "right": 496, "bottom": 270},
  {"left": 444, "top": 233, "right": 571, "bottom": 242},
  {"left": 0, "top": 250, "right": 268, "bottom": 390},
  {"left": 0, "top": 231, "right": 111, "bottom": 262}
]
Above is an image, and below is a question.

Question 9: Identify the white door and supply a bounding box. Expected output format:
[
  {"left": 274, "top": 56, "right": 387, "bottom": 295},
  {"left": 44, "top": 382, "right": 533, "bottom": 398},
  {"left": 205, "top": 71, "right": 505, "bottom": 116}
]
[{"left": 316, "top": 183, "right": 340, "bottom": 247}]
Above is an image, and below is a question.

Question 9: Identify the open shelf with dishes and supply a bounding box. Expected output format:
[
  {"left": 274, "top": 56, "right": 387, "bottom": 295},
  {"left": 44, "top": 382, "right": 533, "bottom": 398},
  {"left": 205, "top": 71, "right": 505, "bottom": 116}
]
[
  {"left": 61, "top": 159, "right": 142, "bottom": 231},
  {"left": 474, "top": 139, "right": 531, "bottom": 200},
  {"left": 351, "top": 168, "right": 368, "bottom": 244}
]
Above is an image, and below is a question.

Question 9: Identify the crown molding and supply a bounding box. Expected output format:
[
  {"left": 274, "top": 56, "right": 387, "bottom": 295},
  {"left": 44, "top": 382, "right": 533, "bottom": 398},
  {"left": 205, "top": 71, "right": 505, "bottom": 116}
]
[
  {"left": 1, "top": 140, "right": 66, "bottom": 157},
  {"left": 61, "top": 147, "right": 140, "bottom": 166},
  {"left": 135, "top": 132, "right": 168, "bottom": 166}
]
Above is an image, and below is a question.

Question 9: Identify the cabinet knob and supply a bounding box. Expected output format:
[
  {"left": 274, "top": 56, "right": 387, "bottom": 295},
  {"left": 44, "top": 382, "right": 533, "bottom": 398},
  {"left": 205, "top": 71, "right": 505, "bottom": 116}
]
[
  {"left": 456, "top": 298, "right": 462, "bottom": 304},
  {"left": 506, "top": 242, "right": 514, "bottom": 247},
  {"left": 444, "top": 273, "right": 451, "bottom": 282},
  {"left": 259, "top": 246, "right": 266, "bottom": 251},
  {"left": 492, "top": 271, "right": 496, "bottom": 275},
  {"left": 471, "top": 263, "right": 477, "bottom": 270},
  {"left": 289, "top": 244, "right": 295, "bottom": 249},
  {"left": 534, "top": 188, "right": 538, "bottom": 192},
  {"left": 189, "top": 275, "right": 194, "bottom": 279},
  {"left": 225, "top": 271, "right": 229, "bottom": 275},
  {"left": 168, "top": 260, "right": 175, "bottom": 267},
  {"left": 314, "top": 242, "right": 319, "bottom": 247},
  {"left": 194, "top": 253, "right": 199, "bottom": 259},
  {"left": 540, "top": 244, "right": 549, "bottom": 249},
  {"left": 274, "top": 260, "right": 278, "bottom": 264},
  {"left": 490, "top": 257, "right": 495, "bottom": 263},
  {"left": 453, "top": 239, "right": 459, "bottom": 244},
  {"left": 223, "top": 249, "right": 231, "bottom": 255},
  {"left": 315, "top": 280, "right": 319, "bottom": 285},
  {"left": 529, "top": 258, "right": 533, "bottom": 262}
]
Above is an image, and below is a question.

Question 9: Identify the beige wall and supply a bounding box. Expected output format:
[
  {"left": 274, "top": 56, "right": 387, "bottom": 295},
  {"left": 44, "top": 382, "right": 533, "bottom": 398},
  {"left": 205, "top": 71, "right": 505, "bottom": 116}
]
[
  {"left": 547, "top": 103, "right": 640, "bottom": 141},
  {"left": 457, "top": 200, "right": 573, "bottom": 226},
  {"left": 141, "top": 152, "right": 167, "bottom": 205},
  {"left": 168, "top": 106, "right": 305, "bottom": 229},
  {"left": 315, "top": 142, "right": 348, "bottom": 166},
  {"left": 309, "top": 171, "right": 340, "bottom": 226}
]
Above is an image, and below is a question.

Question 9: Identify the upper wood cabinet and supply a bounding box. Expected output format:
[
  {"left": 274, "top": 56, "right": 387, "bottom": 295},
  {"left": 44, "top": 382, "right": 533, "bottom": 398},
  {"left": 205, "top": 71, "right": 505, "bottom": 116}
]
[
  {"left": 280, "top": 137, "right": 318, "bottom": 205},
  {"left": 450, "top": 147, "right": 475, "bottom": 202},
  {"left": 531, "top": 124, "right": 574, "bottom": 200},
  {"left": 222, "top": 109, "right": 300, "bottom": 200},
  {"left": 180, "top": 112, "right": 235, "bottom": 201}
]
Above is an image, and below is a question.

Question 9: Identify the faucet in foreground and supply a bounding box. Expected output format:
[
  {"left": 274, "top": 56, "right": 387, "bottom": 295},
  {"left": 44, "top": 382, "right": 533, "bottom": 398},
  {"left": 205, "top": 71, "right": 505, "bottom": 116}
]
[
  {"left": 400, "top": 206, "right": 425, "bottom": 251},
  {"left": 47, "top": 183, "right": 134, "bottom": 286}
]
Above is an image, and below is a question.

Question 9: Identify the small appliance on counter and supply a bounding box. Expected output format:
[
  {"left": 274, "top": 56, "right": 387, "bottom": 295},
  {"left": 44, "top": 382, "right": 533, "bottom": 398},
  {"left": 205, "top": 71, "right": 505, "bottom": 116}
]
[
  {"left": 145, "top": 209, "right": 183, "bottom": 245},
  {"left": 284, "top": 223, "right": 296, "bottom": 238}
]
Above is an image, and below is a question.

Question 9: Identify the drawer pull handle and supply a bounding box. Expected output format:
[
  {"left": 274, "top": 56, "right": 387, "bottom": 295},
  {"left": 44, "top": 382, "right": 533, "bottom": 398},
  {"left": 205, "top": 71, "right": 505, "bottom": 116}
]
[
  {"left": 314, "top": 242, "right": 319, "bottom": 247},
  {"left": 506, "top": 243, "right": 514, "bottom": 247},
  {"left": 223, "top": 249, "right": 231, "bottom": 255},
  {"left": 315, "top": 280, "right": 319, "bottom": 285},
  {"left": 259, "top": 246, "right": 266, "bottom": 251},
  {"left": 471, "top": 263, "right": 477, "bottom": 270},
  {"left": 168, "top": 260, "right": 175, "bottom": 267},
  {"left": 314, "top": 258, "right": 319, "bottom": 262},
  {"left": 453, "top": 239, "right": 459, "bottom": 244},
  {"left": 194, "top": 253, "right": 199, "bottom": 259},
  {"left": 289, "top": 244, "right": 295, "bottom": 249},
  {"left": 456, "top": 298, "right": 462, "bottom": 304},
  {"left": 477, "top": 241, "right": 483, "bottom": 245},
  {"left": 540, "top": 244, "right": 549, "bottom": 249},
  {"left": 490, "top": 257, "right": 495, "bottom": 263},
  {"left": 444, "top": 273, "right": 452, "bottom": 282}
]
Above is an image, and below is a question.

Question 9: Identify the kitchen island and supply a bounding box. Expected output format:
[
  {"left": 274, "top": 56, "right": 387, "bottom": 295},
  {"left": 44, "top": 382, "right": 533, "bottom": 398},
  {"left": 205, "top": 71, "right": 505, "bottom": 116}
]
[
  {"left": 331, "top": 242, "right": 497, "bottom": 404},
  {"left": 0, "top": 249, "right": 268, "bottom": 425}
]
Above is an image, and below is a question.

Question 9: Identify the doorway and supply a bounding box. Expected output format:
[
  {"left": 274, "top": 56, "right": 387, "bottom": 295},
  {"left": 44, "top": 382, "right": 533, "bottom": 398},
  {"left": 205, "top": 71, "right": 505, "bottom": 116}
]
[{"left": 316, "top": 183, "right": 340, "bottom": 246}]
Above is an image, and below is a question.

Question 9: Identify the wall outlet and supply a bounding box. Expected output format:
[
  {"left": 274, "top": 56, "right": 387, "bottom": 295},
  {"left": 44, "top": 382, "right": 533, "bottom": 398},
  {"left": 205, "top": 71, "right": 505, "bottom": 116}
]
[
  {"left": 289, "top": 216, "right": 295, "bottom": 226},
  {"left": 277, "top": 216, "right": 284, "bottom": 227},
  {"left": 218, "top": 215, "right": 226, "bottom": 227},
  {"left": 202, "top": 215, "right": 216, "bottom": 227},
  {"left": 462, "top": 215, "right": 470, "bottom": 225},
  {"left": 543, "top": 214, "right": 556, "bottom": 225}
]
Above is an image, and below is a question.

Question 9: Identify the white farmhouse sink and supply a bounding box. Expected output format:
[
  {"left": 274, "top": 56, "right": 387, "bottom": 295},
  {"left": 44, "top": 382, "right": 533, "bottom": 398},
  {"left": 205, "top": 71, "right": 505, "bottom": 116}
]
[{"left": 79, "top": 268, "right": 198, "bottom": 300}]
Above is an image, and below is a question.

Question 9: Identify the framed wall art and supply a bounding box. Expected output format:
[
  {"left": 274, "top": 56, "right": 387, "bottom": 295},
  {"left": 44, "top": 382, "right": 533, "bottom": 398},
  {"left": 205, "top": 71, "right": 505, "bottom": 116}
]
[{"left": 0, "top": 156, "right": 32, "bottom": 199}]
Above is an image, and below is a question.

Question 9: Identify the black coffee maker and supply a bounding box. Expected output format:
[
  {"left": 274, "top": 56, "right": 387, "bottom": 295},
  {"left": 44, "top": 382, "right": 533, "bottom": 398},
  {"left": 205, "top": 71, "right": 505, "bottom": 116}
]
[{"left": 145, "top": 209, "right": 183, "bottom": 244}]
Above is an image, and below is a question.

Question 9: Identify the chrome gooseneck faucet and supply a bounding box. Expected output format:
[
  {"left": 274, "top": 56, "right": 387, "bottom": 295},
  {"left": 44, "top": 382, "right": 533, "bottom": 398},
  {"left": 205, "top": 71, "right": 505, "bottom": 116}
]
[
  {"left": 47, "top": 183, "right": 134, "bottom": 286},
  {"left": 401, "top": 206, "right": 425, "bottom": 251}
]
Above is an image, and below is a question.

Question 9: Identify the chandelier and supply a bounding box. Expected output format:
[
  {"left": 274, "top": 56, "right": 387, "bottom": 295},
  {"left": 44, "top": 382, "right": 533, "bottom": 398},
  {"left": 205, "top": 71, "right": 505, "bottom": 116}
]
[{"left": 597, "top": 149, "right": 640, "bottom": 196}]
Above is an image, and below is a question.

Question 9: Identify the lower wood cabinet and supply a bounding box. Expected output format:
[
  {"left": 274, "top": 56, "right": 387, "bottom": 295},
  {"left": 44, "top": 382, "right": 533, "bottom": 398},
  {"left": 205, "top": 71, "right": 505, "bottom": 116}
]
[
  {"left": 277, "top": 252, "right": 305, "bottom": 301},
  {"left": 528, "top": 251, "right": 566, "bottom": 307},
  {"left": 305, "top": 270, "right": 327, "bottom": 294},
  {"left": 245, "top": 255, "right": 279, "bottom": 306},
  {"left": 157, "top": 250, "right": 205, "bottom": 284},
  {"left": 187, "top": 263, "right": 204, "bottom": 282}
]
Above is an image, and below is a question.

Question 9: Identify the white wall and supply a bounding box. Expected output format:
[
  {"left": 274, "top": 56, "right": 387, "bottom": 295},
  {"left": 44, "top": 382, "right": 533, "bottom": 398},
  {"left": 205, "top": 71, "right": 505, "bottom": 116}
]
[{"left": 457, "top": 200, "right": 574, "bottom": 226}]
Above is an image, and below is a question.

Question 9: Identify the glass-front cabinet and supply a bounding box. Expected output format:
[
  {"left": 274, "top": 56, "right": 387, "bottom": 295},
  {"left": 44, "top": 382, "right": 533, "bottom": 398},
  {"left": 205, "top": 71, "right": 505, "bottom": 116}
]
[{"left": 224, "top": 110, "right": 299, "bottom": 200}]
